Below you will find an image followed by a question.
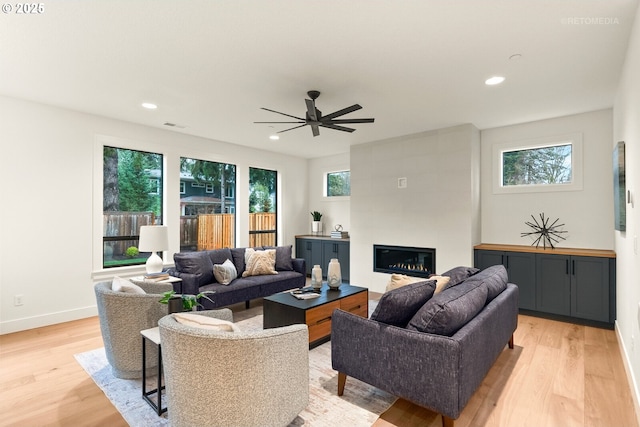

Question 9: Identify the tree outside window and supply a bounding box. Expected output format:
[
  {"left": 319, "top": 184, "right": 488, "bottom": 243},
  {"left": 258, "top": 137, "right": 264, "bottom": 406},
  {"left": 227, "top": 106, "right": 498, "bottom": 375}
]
[
  {"left": 103, "top": 146, "right": 162, "bottom": 268},
  {"left": 249, "top": 168, "right": 277, "bottom": 246},
  {"left": 179, "top": 158, "right": 236, "bottom": 251},
  {"left": 502, "top": 144, "right": 572, "bottom": 186},
  {"left": 327, "top": 171, "right": 350, "bottom": 196}
]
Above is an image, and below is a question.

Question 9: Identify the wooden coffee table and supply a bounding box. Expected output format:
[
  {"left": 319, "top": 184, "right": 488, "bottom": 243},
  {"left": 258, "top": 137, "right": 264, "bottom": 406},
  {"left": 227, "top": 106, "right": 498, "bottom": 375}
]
[{"left": 263, "top": 283, "right": 368, "bottom": 347}]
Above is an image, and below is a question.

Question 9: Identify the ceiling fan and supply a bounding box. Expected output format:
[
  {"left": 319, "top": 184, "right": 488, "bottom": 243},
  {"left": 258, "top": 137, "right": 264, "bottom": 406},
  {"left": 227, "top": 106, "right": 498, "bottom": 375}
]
[{"left": 254, "top": 90, "right": 375, "bottom": 137}]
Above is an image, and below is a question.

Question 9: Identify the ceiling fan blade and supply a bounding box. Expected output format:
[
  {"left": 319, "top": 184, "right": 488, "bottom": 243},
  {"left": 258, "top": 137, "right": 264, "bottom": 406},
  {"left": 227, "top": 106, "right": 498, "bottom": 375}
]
[
  {"left": 326, "top": 118, "right": 375, "bottom": 124},
  {"left": 260, "top": 107, "right": 305, "bottom": 121},
  {"left": 321, "top": 104, "right": 362, "bottom": 120},
  {"left": 310, "top": 124, "right": 320, "bottom": 137},
  {"left": 319, "top": 123, "right": 356, "bottom": 133},
  {"left": 305, "top": 99, "right": 318, "bottom": 122},
  {"left": 254, "top": 121, "right": 305, "bottom": 124},
  {"left": 277, "top": 123, "right": 309, "bottom": 134}
]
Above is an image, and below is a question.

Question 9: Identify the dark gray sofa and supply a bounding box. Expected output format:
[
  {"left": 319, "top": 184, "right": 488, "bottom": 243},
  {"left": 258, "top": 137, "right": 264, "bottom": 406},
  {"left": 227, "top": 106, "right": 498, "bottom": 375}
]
[
  {"left": 167, "top": 245, "right": 306, "bottom": 310},
  {"left": 331, "top": 265, "right": 518, "bottom": 427}
]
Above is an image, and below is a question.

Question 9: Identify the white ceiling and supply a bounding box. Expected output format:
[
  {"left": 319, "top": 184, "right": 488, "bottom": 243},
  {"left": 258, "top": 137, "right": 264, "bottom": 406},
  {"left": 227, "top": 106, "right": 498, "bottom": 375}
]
[{"left": 1, "top": 0, "right": 637, "bottom": 158}]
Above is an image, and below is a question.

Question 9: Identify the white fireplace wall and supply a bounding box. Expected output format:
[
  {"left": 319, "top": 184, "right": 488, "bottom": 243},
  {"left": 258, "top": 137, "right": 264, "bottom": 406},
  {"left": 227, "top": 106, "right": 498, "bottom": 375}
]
[{"left": 350, "top": 124, "right": 481, "bottom": 293}]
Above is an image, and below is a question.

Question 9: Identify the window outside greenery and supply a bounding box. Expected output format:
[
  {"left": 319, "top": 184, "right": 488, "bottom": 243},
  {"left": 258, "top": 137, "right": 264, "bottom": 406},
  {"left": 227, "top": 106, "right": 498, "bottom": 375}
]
[
  {"left": 249, "top": 168, "right": 277, "bottom": 246},
  {"left": 103, "top": 146, "right": 162, "bottom": 268},
  {"left": 180, "top": 157, "right": 236, "bottom": 252},
  {"left": 502, "top": 143, "right": 572, "bottom": 186},
  {"left": 327, "top": 171, "right": 350, "bottom": 196}
]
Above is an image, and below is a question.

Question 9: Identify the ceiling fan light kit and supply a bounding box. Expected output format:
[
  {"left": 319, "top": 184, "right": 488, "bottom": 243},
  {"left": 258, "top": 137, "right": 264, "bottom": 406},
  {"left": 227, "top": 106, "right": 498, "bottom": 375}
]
[{"left": 255, "top": 90, "right": 375, "bottom": 137}]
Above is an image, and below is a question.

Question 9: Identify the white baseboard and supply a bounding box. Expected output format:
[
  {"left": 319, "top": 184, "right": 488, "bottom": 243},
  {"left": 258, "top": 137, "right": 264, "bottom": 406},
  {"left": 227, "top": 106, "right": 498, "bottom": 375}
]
[
  {"left": 0, "top": 306, "right": 98, "bottom": 335},
  {"left": 615, "top": 320, "right": 640, "bottom": 427}
]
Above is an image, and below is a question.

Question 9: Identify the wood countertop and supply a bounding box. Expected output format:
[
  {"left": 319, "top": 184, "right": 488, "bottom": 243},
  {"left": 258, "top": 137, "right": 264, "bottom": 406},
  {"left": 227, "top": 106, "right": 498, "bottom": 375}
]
[
  {"left": 295, "top": 235, "right": 350, "bottom": 242},
  {"left": 474, "top": 243, "right": 616, "bottom": 258}
]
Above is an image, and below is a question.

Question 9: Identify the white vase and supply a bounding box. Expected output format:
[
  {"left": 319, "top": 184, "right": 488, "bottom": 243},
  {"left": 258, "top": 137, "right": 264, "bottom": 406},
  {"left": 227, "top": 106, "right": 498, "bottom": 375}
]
[
  {"left": 327, "top": 258, "right": 342, "bottom": 289},
  {"left": 312, "top": 221, "right": 322, "bottom": 233},
  {"left": 311, "top": 265, "right": 323, "bottom": 289}
]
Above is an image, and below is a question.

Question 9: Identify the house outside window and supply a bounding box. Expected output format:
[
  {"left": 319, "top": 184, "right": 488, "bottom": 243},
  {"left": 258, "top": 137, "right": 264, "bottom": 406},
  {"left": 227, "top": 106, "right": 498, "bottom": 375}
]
[
  {"left": 179, "top": 157, "right": 236, "bottom": 252},
  {"left": 249, "top": 167, "right": 277, "bottom": 246}
]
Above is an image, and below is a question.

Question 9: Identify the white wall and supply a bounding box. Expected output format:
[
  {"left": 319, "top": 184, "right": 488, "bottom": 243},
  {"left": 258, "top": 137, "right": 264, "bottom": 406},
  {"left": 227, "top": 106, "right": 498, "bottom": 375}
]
[
  {"left": 0, "top": 95, "right": 308, "bottom": 334},
  {"left": 350, "top": 124, "right": 481, "bottom": 293},
  {"left": 613, "top": 2, "right": 640, "bottom": 421},
  {"left": 480, "top": 109, "right": 614, "bottom": 250},
  {"left": 306, "top": 153, "right": 351, "bottom": 235}
]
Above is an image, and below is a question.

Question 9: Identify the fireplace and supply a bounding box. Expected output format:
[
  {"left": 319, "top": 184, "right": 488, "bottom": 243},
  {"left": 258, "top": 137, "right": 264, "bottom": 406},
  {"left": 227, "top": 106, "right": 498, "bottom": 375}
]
[{"left": 373, "top": 245, "right": 436, "bottom": 278}]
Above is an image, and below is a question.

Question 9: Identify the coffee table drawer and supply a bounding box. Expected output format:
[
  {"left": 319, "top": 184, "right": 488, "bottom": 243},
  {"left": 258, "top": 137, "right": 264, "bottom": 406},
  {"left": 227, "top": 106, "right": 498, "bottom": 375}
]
[
  {"left": 340, "top": 291, "right": 368, "bottom": 318},
  {"left": 306, "top": 300, "right": 340, "bottom": 343}
]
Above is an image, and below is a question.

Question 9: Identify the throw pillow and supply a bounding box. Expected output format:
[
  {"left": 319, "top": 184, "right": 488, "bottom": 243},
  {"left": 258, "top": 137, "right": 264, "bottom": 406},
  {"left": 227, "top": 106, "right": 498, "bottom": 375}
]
[
  {"left": 407, "top": 280, "right": 488, "bottom": 336},
  {"left": 213, "top": 259, "right": 238, "bottom": 285},
  {"left": 461, "top": 265, "right": 508, "bottom": 303},
  {"left": 112, "top": 276, "right": 146, "bottom": 294},
  {"left": 385, "top": 273, "right": 423, "bottom": 292},
  {"left": 430, "top": 275, "right": 451, "bottom": 294},
  {"left": 440, "top": 266, "right": 480, "bottom": 289},
  {"left": 370, "top": 280, "right": 437, "bottom": 327},
  {"left": 172, "top": 312, "right": 239, "bottom": 332},
  {"left": 173, "top": 251, "right": 215, "bottom": 286},
  {"left": 242, "top": 248, "right": 278, "bottom": 277},
  {"left": 264, "top": 245, "right": 294, "bottom": 271}
]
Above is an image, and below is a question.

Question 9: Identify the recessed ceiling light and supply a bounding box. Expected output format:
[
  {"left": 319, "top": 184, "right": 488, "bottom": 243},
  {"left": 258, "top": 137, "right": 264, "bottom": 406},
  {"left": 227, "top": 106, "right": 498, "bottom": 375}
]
[
  {"left": 269, "top": 135, "right": 280, "bottom": 140},
  {"left": 141, "top": 102, "right": 158, "bottom": 110},
  {"left": 485, "top": 76, "right": 506, "bottom": 86}
]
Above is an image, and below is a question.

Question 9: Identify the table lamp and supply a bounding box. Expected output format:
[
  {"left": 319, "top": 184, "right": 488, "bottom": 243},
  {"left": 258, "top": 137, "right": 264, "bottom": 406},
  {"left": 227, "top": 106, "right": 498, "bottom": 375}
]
[{"left": 138, "top": 225, "right": 168, "bottom": 274}]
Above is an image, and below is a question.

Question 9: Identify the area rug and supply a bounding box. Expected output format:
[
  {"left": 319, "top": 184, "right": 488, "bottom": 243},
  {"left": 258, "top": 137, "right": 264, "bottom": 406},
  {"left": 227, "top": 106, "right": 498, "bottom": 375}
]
[{"left": 75, "top": 306, "right": 395, "bottom": 427}]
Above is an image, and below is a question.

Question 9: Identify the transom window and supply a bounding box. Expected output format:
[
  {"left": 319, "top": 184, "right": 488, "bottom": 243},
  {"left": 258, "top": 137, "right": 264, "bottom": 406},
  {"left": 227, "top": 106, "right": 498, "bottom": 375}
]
[{"left": 493, "top": 133, "right": 583, "bottom": 194}]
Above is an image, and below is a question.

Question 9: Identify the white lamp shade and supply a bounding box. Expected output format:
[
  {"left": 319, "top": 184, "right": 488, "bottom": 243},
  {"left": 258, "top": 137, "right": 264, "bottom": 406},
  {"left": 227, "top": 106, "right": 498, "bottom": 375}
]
[{"left": 138, "top": 225, "right": 168, "bottom": 252}]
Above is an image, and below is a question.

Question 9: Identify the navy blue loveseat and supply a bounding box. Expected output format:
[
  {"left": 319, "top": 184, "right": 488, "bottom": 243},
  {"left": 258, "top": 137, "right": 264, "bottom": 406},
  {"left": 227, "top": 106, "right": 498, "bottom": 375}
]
[{"left": 167, "top": 245, "right": 306, "bottom": 310}]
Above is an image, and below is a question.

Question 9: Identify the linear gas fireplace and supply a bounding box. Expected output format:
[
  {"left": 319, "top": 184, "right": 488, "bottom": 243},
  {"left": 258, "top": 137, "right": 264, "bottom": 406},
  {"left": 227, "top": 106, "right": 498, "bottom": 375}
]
[{"left": 374, "top": 245, "right": 436, "bottom": 278}]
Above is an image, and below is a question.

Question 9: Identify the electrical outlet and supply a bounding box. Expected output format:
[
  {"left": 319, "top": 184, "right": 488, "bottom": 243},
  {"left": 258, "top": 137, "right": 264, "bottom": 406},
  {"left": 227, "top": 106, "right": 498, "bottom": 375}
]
[{"left": 14, "top": 295, "right": 24, "bottom": 306}]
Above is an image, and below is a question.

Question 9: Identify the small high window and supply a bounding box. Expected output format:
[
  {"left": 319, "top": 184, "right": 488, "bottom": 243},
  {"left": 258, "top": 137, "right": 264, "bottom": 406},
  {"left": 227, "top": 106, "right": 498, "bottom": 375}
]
[
  {"left": 493, "top": 133, "right": 583, "bottom": 194},
  {"left": 326, "top": 170, "right": 350, "bottom": 197}
]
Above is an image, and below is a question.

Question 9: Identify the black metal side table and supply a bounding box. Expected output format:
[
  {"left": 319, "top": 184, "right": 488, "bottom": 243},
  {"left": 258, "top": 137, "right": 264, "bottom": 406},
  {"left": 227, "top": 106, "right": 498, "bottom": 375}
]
[{"left": 141, "top": 327, "right": 166, "bottom": 415}]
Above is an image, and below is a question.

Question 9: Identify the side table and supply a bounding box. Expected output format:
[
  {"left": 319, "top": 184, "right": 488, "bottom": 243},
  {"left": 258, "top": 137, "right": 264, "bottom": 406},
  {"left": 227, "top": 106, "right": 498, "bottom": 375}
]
[{"left": 141, "top": 327, "right": 166, "bottom": 415}]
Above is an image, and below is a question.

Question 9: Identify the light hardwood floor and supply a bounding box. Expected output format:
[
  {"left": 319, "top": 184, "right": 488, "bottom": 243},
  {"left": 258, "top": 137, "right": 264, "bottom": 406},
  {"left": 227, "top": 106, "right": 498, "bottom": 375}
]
[{"left": 0, "top": 305, "right": 637, "bottom": 427}]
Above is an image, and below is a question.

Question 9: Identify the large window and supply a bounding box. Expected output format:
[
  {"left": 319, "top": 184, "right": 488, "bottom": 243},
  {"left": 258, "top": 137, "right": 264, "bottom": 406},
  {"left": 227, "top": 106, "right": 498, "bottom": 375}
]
[
  {"left": 326, "top": 170, "right": 350, "bottom": 197},
  {"left": 249, "top": 167, "right": 277, "bottom": 246},
  {"left": 103, "top": 146, "right": 162, "bottom": 268},
  {"left": 179, "top": 157, "right": 236, "bottom": 252},
  {"left": 493, "top": 133, "right": 583, "bottom": 194}
]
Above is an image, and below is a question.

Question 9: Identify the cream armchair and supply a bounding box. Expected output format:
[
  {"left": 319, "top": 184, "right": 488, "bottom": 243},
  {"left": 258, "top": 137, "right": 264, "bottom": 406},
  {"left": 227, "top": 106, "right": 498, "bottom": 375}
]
[
  {"left": 94, "top": 280, "right": 173, "bottom": 379},
  {"left": 94, "top": 280, "right": 234, "bottom": 379},
  {"left": 158, "top": 314, "right": 309, "bottom": 427}
]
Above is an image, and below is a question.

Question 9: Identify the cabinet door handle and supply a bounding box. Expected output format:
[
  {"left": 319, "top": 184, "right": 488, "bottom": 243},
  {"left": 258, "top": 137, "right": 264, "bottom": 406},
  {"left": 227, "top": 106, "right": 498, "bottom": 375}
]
[
  {"left": 572, "top": 260, "right": 575, "bottom": 276},
  {"left": 347, "top": 304, "right": 361, "bottom": 312},
  {"left": 504, "top": 255, "right": 509, "bottom": 269}
]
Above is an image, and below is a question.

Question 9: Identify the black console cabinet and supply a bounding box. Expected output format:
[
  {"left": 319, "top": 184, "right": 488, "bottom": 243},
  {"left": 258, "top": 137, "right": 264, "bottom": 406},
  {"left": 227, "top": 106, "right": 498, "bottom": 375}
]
[
  {"left": 296, "top": 235, "right": 350, "bottom": 282},
  {"left": 474, "top": 244, "right": 615, "bottom": 328}
]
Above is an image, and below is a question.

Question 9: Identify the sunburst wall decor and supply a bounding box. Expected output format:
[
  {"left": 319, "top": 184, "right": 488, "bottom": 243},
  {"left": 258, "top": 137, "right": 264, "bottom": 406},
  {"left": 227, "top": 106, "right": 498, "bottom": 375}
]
[{"left": 521, "top": 212, "right": 567, "bottom": 249}]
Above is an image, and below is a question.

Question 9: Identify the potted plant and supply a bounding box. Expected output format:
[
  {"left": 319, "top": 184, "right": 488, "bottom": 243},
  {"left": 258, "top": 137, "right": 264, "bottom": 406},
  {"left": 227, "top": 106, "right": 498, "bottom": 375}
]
[
  {"left": 159, "top": 290, "right": 215, "bottom": 313},
  {"left": 310, "top": 211, "right": 323, "bottom": 233}
]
